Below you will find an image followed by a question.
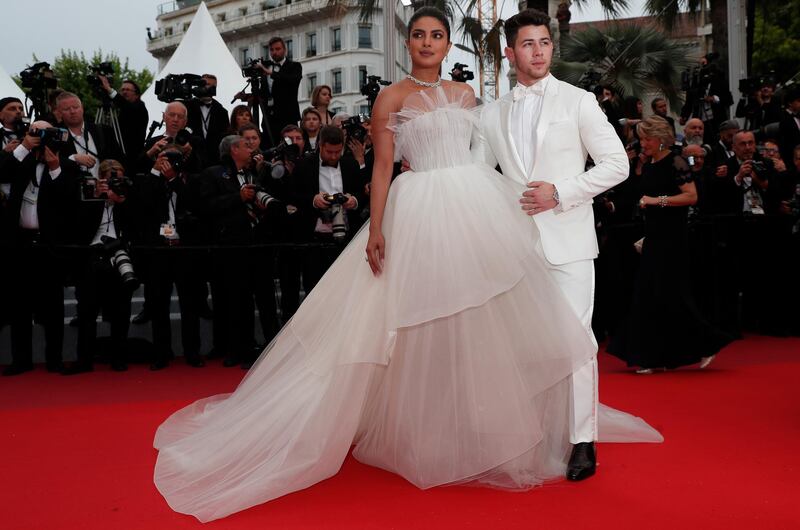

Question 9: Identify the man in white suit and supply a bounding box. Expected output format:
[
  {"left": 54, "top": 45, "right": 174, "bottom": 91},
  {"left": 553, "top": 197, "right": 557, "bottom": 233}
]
[{"left": 474, "top": 9, "right": 628, "bottom": 481}]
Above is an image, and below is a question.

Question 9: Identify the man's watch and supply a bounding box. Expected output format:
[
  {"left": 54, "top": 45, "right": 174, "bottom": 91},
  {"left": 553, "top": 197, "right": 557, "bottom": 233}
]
[{"left": 552, "top": 187, "right": 560, "bottom": 206}]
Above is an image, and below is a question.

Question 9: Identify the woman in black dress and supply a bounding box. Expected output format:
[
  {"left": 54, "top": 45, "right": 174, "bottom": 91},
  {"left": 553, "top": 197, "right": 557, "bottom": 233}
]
[{"left": 608, "top": 116, "right": 732, "bottom": 373}]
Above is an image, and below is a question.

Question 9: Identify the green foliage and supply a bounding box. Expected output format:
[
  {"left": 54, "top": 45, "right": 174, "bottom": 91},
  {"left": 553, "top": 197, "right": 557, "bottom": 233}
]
[
  {"left": 21, "top": 49, "right": 153, "bottom": 118},
  {"left": 752, "top": 0, "right": 800, "bottom": 80},
  {"left": 553, "top": 24, "right": 694, "bottom": 109}
]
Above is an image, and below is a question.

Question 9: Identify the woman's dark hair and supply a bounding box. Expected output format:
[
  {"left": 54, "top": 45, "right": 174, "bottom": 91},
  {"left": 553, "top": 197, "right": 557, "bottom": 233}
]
[
  {"left": 408, "top": 7, "right": 450, "bottom": 41},
  {"left": 230, "top": 105, "right": 253, "bottom": 127},
  {"left": 504, "top": 8, "right": 551, "bottom": 47}
]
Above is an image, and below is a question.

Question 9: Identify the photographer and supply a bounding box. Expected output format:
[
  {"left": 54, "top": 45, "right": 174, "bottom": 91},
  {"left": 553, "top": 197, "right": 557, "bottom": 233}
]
[
  {"left": 737, "top": 80, "right": 783, "bottom": 135},
  {"left": 682, "top": 143, "right": 712, "bottom": 214},
  {"left": 778, "top": 87, "right": 800, "bottom": 164},
  {"left": 3, "top": 121, "right": 78, "bottom": 376},
  {"left": 293, "top": 125, "right": 363, "bottom": 293},
  {"left": 679, "top": 54, "right": 734, "bottom": 145},
  {"left": 198, "top": 135, "right": 282, "bottom": 368},
  {"left": 301, "top": 107, "right": 322, "bottom": 152},
  {"left": 255, "top": 37, "right": 302, "bottom": 146},
  {"left": 137, "top": 101, "right": 203, "bottom": 174},
  {"left": 187, "top": 74, "right": 230, "bottom": 166},
  {"left": 65, "top": 159, "right": 135, "bottom": 375},
  {"left": 98, "top": 75, "right": 149, "bottom": 166},
  {"left": 651, "top": 97, "right": 676, "bottom": 137},
  {"left": 1, "top": 97, "right": 25, "bottom": 199},
  {"left": 130, "top": 146, "right": 206, "bottom": 370},
  {"left": 56, "top": 91, "right": 123, "bottom": 178}
]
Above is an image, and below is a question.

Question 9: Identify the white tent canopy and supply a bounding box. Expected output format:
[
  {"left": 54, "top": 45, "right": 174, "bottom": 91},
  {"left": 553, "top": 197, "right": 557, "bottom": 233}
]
[
  {"left": 0, "top": 62, "right": 27, "bottom": 105},
  {"left": 141, "top": 2, "right": 245, "bottom": 133}
]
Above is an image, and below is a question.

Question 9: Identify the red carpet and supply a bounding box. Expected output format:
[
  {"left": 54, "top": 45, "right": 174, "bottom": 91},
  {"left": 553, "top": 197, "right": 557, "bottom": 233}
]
[{"left": 1, "top": 336, "right": 798, "bottom": 529}]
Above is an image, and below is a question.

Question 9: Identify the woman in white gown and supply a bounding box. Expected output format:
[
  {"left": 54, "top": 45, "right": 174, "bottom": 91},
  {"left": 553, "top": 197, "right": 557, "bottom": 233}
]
[{"left": 153, "top": 8, "right": 661, "bottom": 522}]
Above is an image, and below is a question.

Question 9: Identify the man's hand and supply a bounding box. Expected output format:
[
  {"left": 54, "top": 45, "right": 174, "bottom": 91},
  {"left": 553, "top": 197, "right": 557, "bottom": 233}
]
[
  {"left": 313, "top": 193, "right": 331, "bottom": 209},
  {"left": 43, "top": 146, "right": 59, "bottom": 171},
  {"left": 257, "top": 63, "right": 273, "bottom": 76},
  {"left": 521, "top": 181, "right": 558, "bottom": 215},
  {"left": 735, "top": 160, "right": 753, "bottom": 185},
  {"left": 147, "top": 138, "right": 169, "bottom": 159},
  {"left": 181, "top": 142, "right": 193, "bottom": 157},
  {"left": 771, "top": 157, "right": 786, "bottom": 173},
  {"left": 343, "top": 194, "right": 357, "bottom": 210},
  {"left": 348, "top": 138, "right": 366, "bottom": 166},
  {"left": 22, "top": 132, "right": 41, "bottom": 151},
  {"left": 99, "top": 75, "right": 112, "bottom": 93},
  {"left": 3, "top": 139, "right": 20, "bottom": 152},
  {"left": 74, "top": 153, "right": 97, "bottom": 168},
  {"left": 240, "top": 184, "right": 256, "bottom": 203},
  {"left": 153, "top": 157, "right": 177, "bottom": 179},
  {"left": 715, "top": 165, "right": 728, "bottom": 178}
]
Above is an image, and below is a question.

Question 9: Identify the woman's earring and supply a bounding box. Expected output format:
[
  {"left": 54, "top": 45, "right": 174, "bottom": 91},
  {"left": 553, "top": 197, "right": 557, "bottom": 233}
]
[{"left": 659, "top": 143, "right": 664, "bottom": 151}]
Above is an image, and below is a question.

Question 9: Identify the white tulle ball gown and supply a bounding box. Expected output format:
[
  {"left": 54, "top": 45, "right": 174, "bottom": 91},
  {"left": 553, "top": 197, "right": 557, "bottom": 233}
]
[{"left": 153, "top": 86, "right": 662, "bottom": 522}]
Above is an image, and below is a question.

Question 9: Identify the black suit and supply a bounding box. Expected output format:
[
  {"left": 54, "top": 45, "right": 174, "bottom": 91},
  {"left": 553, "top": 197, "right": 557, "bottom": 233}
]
[
  {"left": 135, "top": 133, "right": 205, "bottom": 175},
  {"left": 5, "top": 153, "right": 79, "bottom": 369},
  {"left": 108, "top": 93, "right": 149, "bottom": 166},
  {"left": 72, "top": 196, "right": 134, "bottom": 368},
  {"left": 778, "top": 111, "right": 800, "bottom": 165},
  {"left": 187, "top": 99, "right": 230, "bottom": 167},
  {"left": 681, "top": 75, "right": 734, "bottom": 144},
  {"left": 59, "top": 121, "right": 123, "bottom": 170},
  {"left": 291, "top": 151, "right": 364, "bottom": 294},
  {"left": 259, "top": 60, "right": 302, "bottom": 145},
  {"left": 130, "top": 170, "right": 205, "bottom": 365}
]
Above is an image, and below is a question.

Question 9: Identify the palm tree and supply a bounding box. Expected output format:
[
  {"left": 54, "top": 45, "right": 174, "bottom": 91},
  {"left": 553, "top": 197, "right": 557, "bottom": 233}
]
[{"left": 552, "top": 23, "right": 694, "bottom": 109}]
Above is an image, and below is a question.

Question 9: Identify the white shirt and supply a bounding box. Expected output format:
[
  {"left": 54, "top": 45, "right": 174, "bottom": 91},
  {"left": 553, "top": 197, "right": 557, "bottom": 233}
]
[
  {"left": 316, "top": 158, "right": 344, "bottom": 234},
  {"left": 267, "top": 58, "right": 287, "bottom": 96},
  {"left": 69, "top": 124, "right": 100, "bottom": 178},
  {"left": 1, "top": 126, "right": 16, "bottom": 197},
  {"left": 199, "top": 104, "right": 211, "bottom": 138},
  {"left": 510, "top": 74, "right": 551, "bottom": 178},
  {"left": 90, "top": 203, "right": 118, "bottom": 245},
  {"left": 19, "top": 163, "right": 62, "bottom": 230}
]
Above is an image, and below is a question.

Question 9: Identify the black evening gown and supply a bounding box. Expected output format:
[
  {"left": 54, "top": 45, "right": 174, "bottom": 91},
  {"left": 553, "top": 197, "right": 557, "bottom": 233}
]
[{"left": 608, "top": 152, "right": 733, "bottom": 369}]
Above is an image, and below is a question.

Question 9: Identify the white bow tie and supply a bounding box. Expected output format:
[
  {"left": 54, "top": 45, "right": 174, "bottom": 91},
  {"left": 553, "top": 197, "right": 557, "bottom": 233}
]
[{"left": 512, "top": 83, "right": 545, "bottom": 101}]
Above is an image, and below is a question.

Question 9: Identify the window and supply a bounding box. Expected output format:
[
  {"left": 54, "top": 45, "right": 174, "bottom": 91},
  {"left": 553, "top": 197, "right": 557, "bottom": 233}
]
[
  {"left": 332, "top": 69, "right": 342, "bottom": 94},
  {"left": 240, "top": 47, "right": 251, "bottom": 66},
  {"left": 286, "top": 38, "right": 294, "bottom": 60},
  {"left": 217, "top": 12, "right": 226, "bottom": 22},
  {"left": 359, "top": 104, "right": 371, "bottom": 116},
  {"left": 306, "top": 32, "right": 317, "bottom": 57},
  {"left": 307, "top": 74, "right": 317, "bottom": 98},
  {"left": 239, "top": 7, "right": 248, "bottom": 16},
  {"left": 358, "top": 25, "right": 372, "bottom": 48},
  {"left": 358, "top": 65, "right": 368, "bottom": 89},
  {"left": 164, "top": 27, "right": 173, "bottom": 36},
  {"left": 262, "top": 44, "right": 270, "bottom": 60},
  {"left": 331, "top": 27, "right": 341, "bottom": 52},
  {"left": 182, "top": 23, "right": 190, "bottom": 32}
]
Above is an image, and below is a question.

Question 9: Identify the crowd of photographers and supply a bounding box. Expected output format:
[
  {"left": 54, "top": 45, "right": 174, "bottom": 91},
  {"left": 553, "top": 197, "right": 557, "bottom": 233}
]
[
  {"left": 0, "top": 37, "right": 383, "bottom": 376},
  {"left": 591, "top": 55, "right": 800, "bottom": 341}
]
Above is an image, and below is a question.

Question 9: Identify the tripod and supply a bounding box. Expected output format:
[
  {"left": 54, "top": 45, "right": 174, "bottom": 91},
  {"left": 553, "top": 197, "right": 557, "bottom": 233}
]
[{"left": 95, "top": 97, "right": 126, "bottom": 155}]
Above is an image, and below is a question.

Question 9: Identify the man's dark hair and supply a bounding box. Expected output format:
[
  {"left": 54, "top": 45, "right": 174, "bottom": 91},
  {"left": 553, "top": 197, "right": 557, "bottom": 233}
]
[
  {"left": 319, "top": 125, "right": 344, "bottom": 146},
  {"left": 268, "top": 36, "right": 286, "bottom": 48},
  {"left": 784, "top": 86, "right": 800, "bottom": 106},
  {"left": 281, "top": 124, "right": 302, "bottom": 136},
  {"left": 201, "top": 74, "right": 218, "bottom": 81},
  {"left": 504, "top": 8, "right": 551, "bottom": 47},
  {"left": 238, "top": 123, "right": 260, "bottom": 136},
  {"left": 122, "top": 79, "right": 142, "bottom": 95},
  {"left": 650, "top": 97, "right": 666, "bottom": 111},
  {"left": 408, "top": 7, "right": 450, "bottom": 41}
]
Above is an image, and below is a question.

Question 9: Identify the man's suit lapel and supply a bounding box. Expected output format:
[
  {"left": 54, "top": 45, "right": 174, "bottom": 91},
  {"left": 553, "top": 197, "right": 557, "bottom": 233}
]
[
  {"left": 498, "top": 96, "right": 527, "bottom": 185},
  {"left": 532, "top": 78, "right": 558, "bottom": 178}
]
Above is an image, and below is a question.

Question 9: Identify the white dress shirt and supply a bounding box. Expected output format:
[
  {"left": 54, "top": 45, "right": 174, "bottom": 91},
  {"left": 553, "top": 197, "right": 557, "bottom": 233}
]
[
  {"left": 20, "top": 163, "right": 62, "bottom": 230},
  {"left": 316, "top": 159, "right": 344, "bottom": 234},
  {"left": 1, "top": 126, "right": 16, "bottom": 197},
  {"left": 510, "top": 74, "right": 551, "bottom": 178},
  {"left": 69, "top": 124, "right": 100, "bottom": 178},
  {"left": 90, "top": 203, "right": 118, "bottom": 245},
  {"left": 267, "top": 58, "right": 287, "bottom": 105},
  {"left": 199, "top": 104, "right": 211, "bottom": 138}
]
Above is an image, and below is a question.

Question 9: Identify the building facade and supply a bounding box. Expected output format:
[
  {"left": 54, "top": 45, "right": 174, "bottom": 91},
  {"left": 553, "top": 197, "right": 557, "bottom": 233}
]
[{"left": 147, "top": 0, "right": 411, "bottom": 116}]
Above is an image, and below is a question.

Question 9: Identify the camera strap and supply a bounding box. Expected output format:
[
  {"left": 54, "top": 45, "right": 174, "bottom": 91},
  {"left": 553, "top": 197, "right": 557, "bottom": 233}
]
[{"left": 70, "top": 128, "right": 99, "bottom": 158}]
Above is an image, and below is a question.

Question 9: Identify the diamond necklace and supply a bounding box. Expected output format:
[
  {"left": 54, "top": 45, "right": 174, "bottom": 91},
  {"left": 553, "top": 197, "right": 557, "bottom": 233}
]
[{"left": 406, "top": 74, "right": 442, "bottom": 88}]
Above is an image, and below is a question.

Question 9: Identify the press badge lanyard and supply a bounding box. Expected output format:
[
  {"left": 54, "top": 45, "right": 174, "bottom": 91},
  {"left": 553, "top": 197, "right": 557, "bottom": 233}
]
[{"left": 71, "top": 129, "right": 99, "bottom": 158}]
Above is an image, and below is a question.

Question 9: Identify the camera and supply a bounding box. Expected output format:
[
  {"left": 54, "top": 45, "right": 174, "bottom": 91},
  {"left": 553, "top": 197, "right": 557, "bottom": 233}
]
[
  {"left": 625, "top": 139, "right": 641, "bottom": 155},
  {"left": 80, "top": 170, "right": 132, "bottom": 201},
  {"left": 162, "top": 150, "right": 186, "bottom": 173},
  {"left": 1, "top": 117, "right": 30, "bottom": 138},
  {"left": 341, "top": 115, "right": 368, "bottom": 143},
  {"left": 242, "top": 58, "right": 275, "bottom": 78},
  {"left": 100, "top": 236, "right": 139, "bottom": 291},
  {"left": 750, "top": 160, "right": 769, "bottom": 174},
  {"left": 261, "top": 136, "right": 301, "bottom": 177},
  {"left": 19, "top": 62, "right": 58, "bottom": 91},
  {"left": 28, "top": 126, "right": 69, "bottom": 152},
  {"left": 360, "top": 75, "right": 391, "bottom": 108},
  {"left": 252, "top": 185, "right": 277, "bottom": 209},
  {"left": 450, "top": 63, "right": 474, "bottom": 83},
  {"left": 323, "top": 193, "right": 348, "bottom": 205},
  {"left": 86, "top": 61, "right": 114, "bottom": 97},
  {"left": 154, "top": 73, "right": 216, "bottom": 103},
  {"left": 164, "top": 127, "right": 192, "bottom": 147}
]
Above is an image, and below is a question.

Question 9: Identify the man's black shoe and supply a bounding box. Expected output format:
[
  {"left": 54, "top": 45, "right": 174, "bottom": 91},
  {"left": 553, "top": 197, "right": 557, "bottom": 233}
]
[
  {"left": 61, "top": 362, "right": 94, "bottom": 376},
  {"left": 2, "top": 362, "right": 34, "bottom": 376},
  {"left": 46, "top": 361, "right": 65, "bottom": 373},
  {"left": 185, "top": 355, "right": 205, "bottom": 368},
  {"left": 566, "top": 442, "right": 596, "bottom": 481},
  {"left": 132, "top": 308, "right": 150, "bottom": 324},
  {"left": 149, "top": 359, "right": 169, "bottom": 371}
]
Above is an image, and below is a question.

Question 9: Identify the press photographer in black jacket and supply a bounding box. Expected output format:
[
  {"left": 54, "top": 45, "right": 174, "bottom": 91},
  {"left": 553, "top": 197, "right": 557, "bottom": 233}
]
[
  {"left": 64, "top": 159, "right": 136, "bottom": 375},
  {"left": 98, "top": 76, "right": 149, "bottom": 167},
  {"left": 255, "top": 37, "right": 302, "bottom": 146}
]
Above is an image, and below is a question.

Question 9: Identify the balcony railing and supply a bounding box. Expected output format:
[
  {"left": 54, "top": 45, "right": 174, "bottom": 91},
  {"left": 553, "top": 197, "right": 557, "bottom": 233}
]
[{"left": 157, "top": 0, "right": 202, "bottom": 16}]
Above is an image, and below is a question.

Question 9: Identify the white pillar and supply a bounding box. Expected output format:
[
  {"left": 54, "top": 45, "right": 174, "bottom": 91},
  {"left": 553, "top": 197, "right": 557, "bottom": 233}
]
[
  {"left": 727, "top": 0, "right": 747, "bottom": 107},
  {"left": 383, "top": 0, "right": 397, "bottom": 82}
]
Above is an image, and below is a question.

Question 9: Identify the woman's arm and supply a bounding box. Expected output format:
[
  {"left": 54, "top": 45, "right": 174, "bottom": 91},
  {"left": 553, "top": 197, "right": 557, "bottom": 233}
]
[
  {"left": 365, "top": 89, "right": 397, "bottom": 276},
  {"left": 639, "top": 180, "right": 698, "bottom": 208}
]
